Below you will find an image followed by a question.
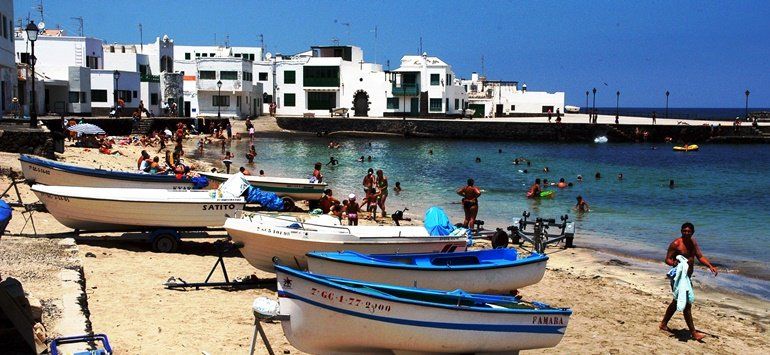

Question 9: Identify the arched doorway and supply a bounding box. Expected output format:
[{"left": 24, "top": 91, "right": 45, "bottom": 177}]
[{"left": 352, "top": 90, "right": 369, "bottom": 117}]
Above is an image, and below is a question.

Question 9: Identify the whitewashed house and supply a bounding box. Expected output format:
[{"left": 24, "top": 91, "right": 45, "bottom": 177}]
[
  {"left": 15, "top": 28, "right": 102, "bottom": 115},
  {"left": 0, "top": 2, "right": 17, "bottom": 115},
  {"left": 386, "top": 53, "right": 467, "bottom": 117},
  {"left": 460, "top": 72, "right": 564, "bottom": 117},
  {"left": 174, "top": 45, "right": 261, "bottom": 118}
]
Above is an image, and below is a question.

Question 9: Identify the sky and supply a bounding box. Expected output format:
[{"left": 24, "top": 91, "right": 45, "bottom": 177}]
[{"left": 13, "top": 0, "right": 770, "bottom": 108}]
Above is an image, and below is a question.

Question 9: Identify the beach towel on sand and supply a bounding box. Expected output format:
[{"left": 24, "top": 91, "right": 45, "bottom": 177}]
[{"left": 668, "top": 255, "right": 695, "bottom": 311}]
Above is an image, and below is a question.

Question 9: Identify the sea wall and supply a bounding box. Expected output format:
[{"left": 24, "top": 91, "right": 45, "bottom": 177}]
[
  {"left": 276, "top": 117, "right": 765, "bottom": 143},
  {"left": 0, "top": 124, "right": 54, "bottom": 158},
  {"left": 40, "top": 117, "right": 232, "bottom": 136}
]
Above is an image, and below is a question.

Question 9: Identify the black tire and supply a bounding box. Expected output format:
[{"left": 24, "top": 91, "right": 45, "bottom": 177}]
[
  {"left": 152, "top": 234, "right": 179, "bottom": 253},
  {"left": 282, "top": 197, "right": 296, "bottom": 212},
  {"left": 491, "top": 229, "right": 509, "bottom": 249}
]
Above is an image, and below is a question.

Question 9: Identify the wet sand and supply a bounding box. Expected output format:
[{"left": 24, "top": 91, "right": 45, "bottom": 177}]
[{"left": 1, "top": 135, "right": 768, "bottom": 354}]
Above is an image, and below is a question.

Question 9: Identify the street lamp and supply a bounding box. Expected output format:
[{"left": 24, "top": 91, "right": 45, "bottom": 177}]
[
  {"left": 745, "top": 89, "right": 750, "bottom": 119},
  {"left": 665, "top": 90, "right": 670, "bottom": 118},
  {"left": 25, "top": 21, "right": 39, "bottom": 128},
  {"left": 113, "top": 70, "right": 120, "bottom": 117},
  {"left": 217, "top": 80, "right": 223, "bottom": 119},
  {"left": 585, "top": 90, "right": 589, "bottom": 115},
  {"left": 592, "top": 88, "right": 597, "bottom": 123},
  {"left": 615, "top": 90, "right": 620, "bottom": 123}
]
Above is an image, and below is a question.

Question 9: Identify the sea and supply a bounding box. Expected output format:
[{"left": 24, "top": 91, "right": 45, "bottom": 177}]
[{"left": 190, "top": 118, "right": 770, "bottom": 300}]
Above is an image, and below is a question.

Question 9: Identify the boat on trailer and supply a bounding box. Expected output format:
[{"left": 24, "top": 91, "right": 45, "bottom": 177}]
[
  {"left": 32, "top": 184, "right": 244, "bottom": 231},
  {"left": 199, "top": 171, "right": 326, "bottom": 201},
  {"left": 224, "top": 211, "right": 467, "bottom": 272},
  {"left": 306, "top": 249, "right": 548, "bottom": 294},
  {"left": 19, "top": 154, "right": 200, "bottom": 190},
  {"left": 275, "top": 264, "right": 571, "bottom": 354}
]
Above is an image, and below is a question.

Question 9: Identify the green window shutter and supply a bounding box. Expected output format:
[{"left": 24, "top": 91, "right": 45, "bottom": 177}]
[
  {"left": 285, "top": 93, "right": 296, "bottom": 107},
  {"left": 285, "top": 70, "right": 296, "bottom": 84},
  {"left": 430, "top": 74, "right": 440, "bottom": 85}
]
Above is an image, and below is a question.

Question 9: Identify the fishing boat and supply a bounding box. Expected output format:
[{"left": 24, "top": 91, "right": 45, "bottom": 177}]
[
  {"left": 19, "top": 154, "right": 201, "bottom": 190},
  {"left": 306, "top": 249, "right": 548, "bottom": 293},
  {"left": 673, "top": 144, "right": 699, "bottom": 152},
  {"left": 225, "top": 211, "right": 467, "bottom": 272},
  {"left": 564, "top": 105, "right": 580, "bottom": 113},
  {"left": 199, "top": 171, "right": 326, "bottom": 201},
  {"left": 275, "top": 264, "right": 571, "bottom": 353},
  {"left": 31, "top": 184, "right": 245, "bottom": 231}
]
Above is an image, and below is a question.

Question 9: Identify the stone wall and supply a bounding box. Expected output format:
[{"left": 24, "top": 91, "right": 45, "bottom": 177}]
[
  {"left": 0, "top": 124, "right": 54, "bottom": 158},
  {"left": 276, "top": 117, "right": 762, "bottom": 143}
]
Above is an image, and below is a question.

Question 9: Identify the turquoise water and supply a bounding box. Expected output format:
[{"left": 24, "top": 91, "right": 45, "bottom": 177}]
[{"left": 192, "top": 136, "right": 770, "bottom": 291}]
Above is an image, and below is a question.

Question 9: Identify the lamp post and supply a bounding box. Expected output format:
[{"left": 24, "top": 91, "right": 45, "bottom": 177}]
[
  {"left": 615, "top": 90, "right": 620, "bottom": 123},
  {"left": 592, "top": 88, "right": 597, "bottom": 123},
  {"left": 25, "top": 21, "right": 39, "bottom": 128},
  {"left": 585, "top": 90, "right": 589, "bottom": 115},
  {"left": 217, "top": 80, "right": 223, "bottom": 119},
  {"left": 665, "top": 90, "right": 669, "bottom": 118},
  {"left": 113, "top": 70, "right": 120, "bottom": 117},
  {"left": 745, "top": 90, "right": 750, "bottom": 119}
]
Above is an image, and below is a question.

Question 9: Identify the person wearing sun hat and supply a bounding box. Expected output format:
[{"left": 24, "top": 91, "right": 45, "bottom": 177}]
[{"left": 346, "top": 193, "right": 360, "bottom": 226}]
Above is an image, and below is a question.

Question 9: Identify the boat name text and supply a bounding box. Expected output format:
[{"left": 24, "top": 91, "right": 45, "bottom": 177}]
[
  {"left": 43, "top": 193, "right": 69, "bottom": 202},
  {"left": 29, "top": 165, "right": 51, "bottom": 175},
  {"left": 202, "top": 204, "right": 237, "bottom": 210},
  {"left": 310, "top": 287, "right": 391, "bottom": 314},
  {"left": 533, "top": 316, "right": 564, "bottom": 325}
]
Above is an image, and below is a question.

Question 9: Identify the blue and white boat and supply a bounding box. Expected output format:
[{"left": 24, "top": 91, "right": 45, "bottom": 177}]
[
  {"left": 275, "top": 264, "right": 571, "bottom": 354},
  {"left": 19, "top": 154, "right": 205, "bottom": 190},
  {"left": 307, "top": 249, "right": 548, "bottom": 294}
]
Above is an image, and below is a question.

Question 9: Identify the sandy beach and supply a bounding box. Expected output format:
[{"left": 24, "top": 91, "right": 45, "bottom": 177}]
[{"left": 1, "top": 128, "right": 768, "bottom": 354}]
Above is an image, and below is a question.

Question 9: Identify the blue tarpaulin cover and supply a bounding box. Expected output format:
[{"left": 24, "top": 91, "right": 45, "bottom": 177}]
[
  {"left": 0, "top": 200, "right": 11, "bottom": 235},
  {"left": 246, "top": 187, "right": 285, "bottom": 211},
  {"left": 424, "top": 206, "right": 455, "bottom": 236},
  {"left": 191, "top": 176, "right": 209, "bottom": 189}
]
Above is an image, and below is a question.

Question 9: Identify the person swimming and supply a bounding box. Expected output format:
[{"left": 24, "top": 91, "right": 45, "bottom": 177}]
[
  {"left": 394, "top": 181, "right": 402, "bottom": 194},
  {"left": 617, "top": 173, "right": 624, "bottom": 180},
  {"left": 527, "top": 178, "right": 542, "bottom": 198},
  {"left": 557, "top": 178, "right": 568, "bottom": 188},
  {"left": 595, "top": 172, "right": 601, "bottom": 179},
  {"left": 357, "top": 156, "right": 364, "bottom": 162},
  {"left": 669, "top": 179, "right": 675, "bottom": 188},
  {"left": 475, "top": 157, "right": 481, "bottom": 163},
  {"left": 577, "top": 175, "right": 583, "bottom": 182},
  {"left": 575, "top": 195, "right": 590, "bottom": 212}
]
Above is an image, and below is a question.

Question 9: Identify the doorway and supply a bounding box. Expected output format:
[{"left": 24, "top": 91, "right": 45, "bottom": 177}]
[
  {"left": 410, "top": 98, "right": 419, "bottom": 116},
  {"left": 353, "top": 90, "right": 369, "bottom": 117}
]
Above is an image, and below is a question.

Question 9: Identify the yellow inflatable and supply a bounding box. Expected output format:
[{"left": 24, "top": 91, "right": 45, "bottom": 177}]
[{"left": 673, "top": 145, "right": 699, "bottom": 152}]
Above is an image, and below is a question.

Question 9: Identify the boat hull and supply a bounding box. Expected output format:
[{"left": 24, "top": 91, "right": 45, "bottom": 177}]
[
  {"left": 200, "top": 172, "right": 325, "bottom": 201},
  {"left": 307, "top": 252, "right": 547, "bottom": 293},
  {"left": 32, "top": 185, "right": 244, "bottom": 231},
  {"left": 225, "top": 217, "right": 467, "bottom": 272},
  {"left": 20, "top": 155, "right": 195, "bottom": 190},
  {"left": 276, "top": 267, "right": 570, "bottom": 354}
]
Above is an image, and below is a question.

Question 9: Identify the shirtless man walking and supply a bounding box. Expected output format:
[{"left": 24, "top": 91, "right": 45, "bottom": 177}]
[{"left": 659, "top": 222, "right": 718, "bottom": 341}]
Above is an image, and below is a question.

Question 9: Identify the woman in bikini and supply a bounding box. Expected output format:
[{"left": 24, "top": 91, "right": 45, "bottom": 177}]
[
  {"left": 375, "top": 170, "right": 389, "bottom": 218},
  {"left": 457, "top": 178, "right": 481, "bottom": 229},
  {"left": 346, "top": 194, "right": 360, "bottom": 226}
]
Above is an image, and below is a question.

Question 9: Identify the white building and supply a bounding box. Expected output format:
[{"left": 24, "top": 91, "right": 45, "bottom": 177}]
[
  {"left": 103, "top": 43, "right": 160, "bottom": 116},
  {"left": 386, "top": 53, "right": 467, "bottom": 117},
  {"left": 0, "top": 2, "right": 16, "bottom": 115},
  {"left": 460, "top": 72, "right": 565, "bottom": 117},
  {"left": 174, "top": 45, "right": 261, "bottom": 118},
  {"left": 89, "top": 69, "right": 140, "bottom": 115},
  {"left": 254, "top": 45, "right": 391, "bottom": 117}
]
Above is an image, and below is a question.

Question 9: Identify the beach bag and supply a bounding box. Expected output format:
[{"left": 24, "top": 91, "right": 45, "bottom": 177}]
[{"left": 424, "top": 206, "right": 455, "bottom": 236}]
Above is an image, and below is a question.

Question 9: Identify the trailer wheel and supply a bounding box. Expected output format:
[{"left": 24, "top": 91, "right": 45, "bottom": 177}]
[
  {"left": 282, "top": 197, "right": 296, "bottom": 212},
  {"left": 152, "top": 233, "right": 179, "bottom": 253},
  {"left": 491, "top": 229, "right": 509, "bottom": 249}
]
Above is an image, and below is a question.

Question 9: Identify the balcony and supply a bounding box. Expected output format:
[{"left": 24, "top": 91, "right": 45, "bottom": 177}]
[
  {"left": 392, "top": 83, "right": 419, "bottom": 96},
  {"left": 141, "top": 74, "right": 160, "bottom": 83},
  {"left": 304, "top": 77, "right": 340, "bottom": 87}
]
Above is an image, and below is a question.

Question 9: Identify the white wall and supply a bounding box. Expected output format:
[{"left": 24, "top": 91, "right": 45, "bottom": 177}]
[
  {"left": 90, "top": 70, "right": 140, "bottom": 109},
  {"left": 0, "top": 1, "right": 15, "bottom": 114}
]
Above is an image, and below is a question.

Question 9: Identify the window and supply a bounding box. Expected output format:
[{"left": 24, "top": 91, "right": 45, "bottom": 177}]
[
  {"left": 2, "top": 16, "right": 7, "bottom": 39},
  {"left": 446, "top": 98, "right": 449, "bottom": 111},
  {"left": 235, "top": 53, "right": 242, "bottom": 58},
  {"left": 387, "top": 98, "right": 399, "bottom": 109},
  {"left": 284, "top": 70, "right": 296, "bottom": 84},
  {"left": 151, "top": 93, "right": 159, "bottom": 105},
  {"left": 139, "top": 65, "right": 149, "bottom": 76},
  {"left": 263, "top": 93, "right": 272, "bottom": 104},
  {"left": 446, "top": 74, "right": 452, "bottom": 84},
  {"left": 220, "top": 71, "right": 238, "bottom": 80},
  {"left": 199, "top": 71, "right": 215, "bottom": 80},
  {"left": 185, "top": 52, "right": 191, "bottom": 60},
  {"left": 210, "top": 53, "right": 215, "bottom": 57},
  {"left": 541, "top": 106, "right": 554, "bottom": 113},
  {"left": 237, "top": 96, "right": 241, "bottom": 107},
  {"left": 69, "top": 92, "right": 80, "bottom": 103},
  {"left": 303, "top": 66, "right": 340, "bottom": 87},
  {"left": 429, "top": 98, "right": 442, "bottom": 112},
  {"left": 81, "top": 92, "right": 87, "bottom": 103},
  {"left": 213, "top": 95, "right": 230, "bottom": 107},
  {"left": 243, "top": 72, "right": 252, "bottom": 81},
  {"left": 119, "top": 90, "right": 132, "bottom": 102},
  {"left": 430, "top": 74, "right": 440, "bottom": 86},
  {"left": 133, "top": 91, "right": 138, "bottom": 98},
  {"left": 91, "top": 90, "right": 108, "bottom": 102},
  {"left": 307, "top": 92, "right": 336, "bottom": 110},
  {"left": 284, "top": 93, "right": 296, "bottom": 107},
  {"left": 510, "top": 105, "right": 515, "bottom": 111},
  {"left": 195, "top": 53, "right": 201, "bottom": 57},
  {"left": 454, "top": 99, "right": 459, "bottom": 110},
  {"left": 201, "top": 53, "right": 208, "bottom": 57},
  {"left": 258, "top": 72, "right": 268, "bottom": 81}
]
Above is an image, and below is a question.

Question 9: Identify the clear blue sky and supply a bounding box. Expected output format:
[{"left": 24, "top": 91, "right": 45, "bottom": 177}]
[{"left": 14, "top": 0, "right": 770, "bottom": 108}]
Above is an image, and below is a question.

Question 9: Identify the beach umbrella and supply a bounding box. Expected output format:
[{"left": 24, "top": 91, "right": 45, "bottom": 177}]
[{"left": 67, "top": 123, "right": 106, "bottom": 135}]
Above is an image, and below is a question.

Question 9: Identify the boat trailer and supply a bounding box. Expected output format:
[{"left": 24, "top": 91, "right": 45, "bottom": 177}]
[{"left": 476, "top": 211, "right": 575, "bottom": 253}]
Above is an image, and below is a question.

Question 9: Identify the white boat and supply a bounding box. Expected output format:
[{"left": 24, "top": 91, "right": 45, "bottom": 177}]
[
  {"left": 306, "top": 249, "right": 548, "bottom": 294},
  {"left": 564, "top": 105, "right": 580, "bottom": 113},
  {"left": 20, "top": 154, "right": 200, "bottom": 190},
  {"left": 225, "top": 212, "right": 467, "bottom": 272},
  {"left": 199, "top": 171, "right": 326, "bottom": 201},
  {"left": 31, "top": 184, "right": 245, "bottom": 231},
  {"left": 276, "top": 264, "right": 571, "bottom": 354}
]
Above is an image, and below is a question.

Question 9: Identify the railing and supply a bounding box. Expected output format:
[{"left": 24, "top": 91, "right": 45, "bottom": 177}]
[
  {"left": 140, "top": 74, "right": 160, "bottom": 83},
  {"left": 392, "top": 83, "right": 419, "bottom": 96},
  {"left": 303, "top": 77, "right": 339, "bottom": 87}
]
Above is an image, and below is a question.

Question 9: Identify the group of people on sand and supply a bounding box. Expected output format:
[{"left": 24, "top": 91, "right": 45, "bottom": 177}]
[{"left": 315, "top": 168, "right": 391, "bottom": 226}]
